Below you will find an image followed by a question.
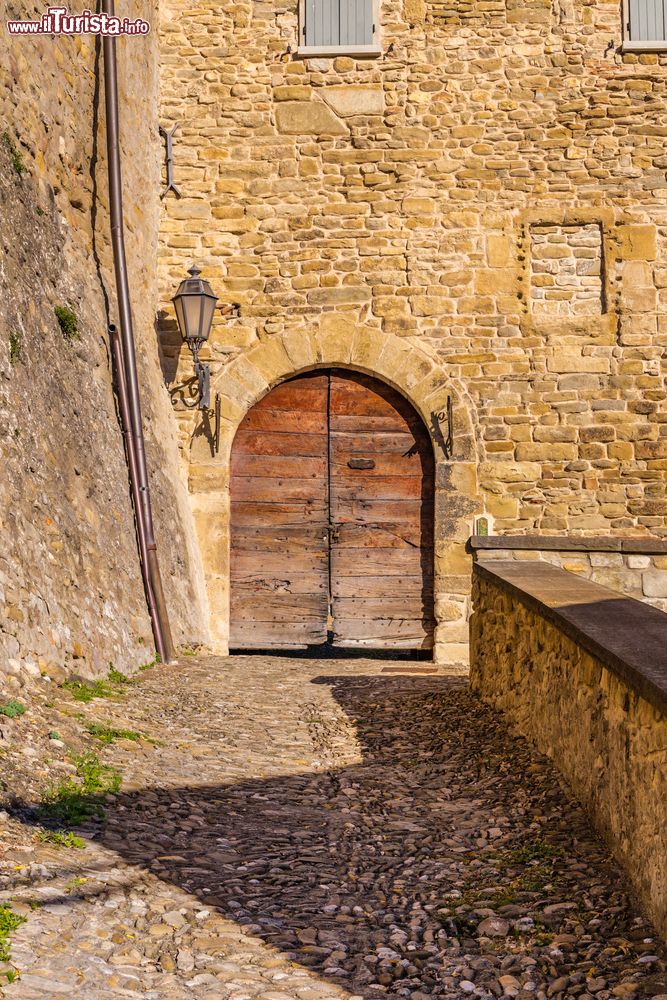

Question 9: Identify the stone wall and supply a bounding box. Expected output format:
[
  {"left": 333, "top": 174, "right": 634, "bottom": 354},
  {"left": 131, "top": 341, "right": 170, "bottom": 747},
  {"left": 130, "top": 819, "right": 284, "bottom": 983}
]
[
  {"left": 472, "top": 536, "right": 667, "bottom": 614},
  {"left": 529, "top": 224, "right": 604, "bottom": 318},
  {"left": 470, "top": 561, "right": 667, "bottom": 940},
  {"left": 0, "top": 1, "right": 207, "bottom": 690},
  {"left": 157, "top": 0, "right": 667, "bottom": 661}
]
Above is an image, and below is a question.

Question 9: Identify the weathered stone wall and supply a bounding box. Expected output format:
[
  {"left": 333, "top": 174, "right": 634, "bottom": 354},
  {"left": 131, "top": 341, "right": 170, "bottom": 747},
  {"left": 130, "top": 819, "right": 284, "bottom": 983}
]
[
  {"left": 157, "top": 0, "right": 667, "bottom": 661},
  {"left": 0, "top": 1, "right": 207, "bottom": 690},
  {"left": 474, "top": 541, "right": 667, "bottom": 613},
  {"left": 470, "top": 565, "right": 667, "bottom": 940},
  {"left": 529, "top": 224, "right": 604, "bottom": 318}
]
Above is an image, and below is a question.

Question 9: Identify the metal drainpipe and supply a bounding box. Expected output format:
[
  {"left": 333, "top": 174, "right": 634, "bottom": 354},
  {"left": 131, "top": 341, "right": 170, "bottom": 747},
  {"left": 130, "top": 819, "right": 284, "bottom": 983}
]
[
  {"left": 109, "top": 326, "right": 162, "bottom": 658},
  {"left": 102, "top": 1, "right": 176, "bottom": 664}
]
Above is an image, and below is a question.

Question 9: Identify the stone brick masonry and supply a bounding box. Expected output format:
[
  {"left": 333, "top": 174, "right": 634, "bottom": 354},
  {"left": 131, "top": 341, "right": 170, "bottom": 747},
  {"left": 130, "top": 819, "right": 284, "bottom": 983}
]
[
  {"left": 471, "top": 563, "right": 667, "bottom": 940},
  {"left": 4, "top": 0, "right": 667, "bottom": 671},
  {"left": 0, "top": 4, "right": 207, "bottom": 688},
  {"left": 157, "top": 0, "right": 667, "bottom": 660}
]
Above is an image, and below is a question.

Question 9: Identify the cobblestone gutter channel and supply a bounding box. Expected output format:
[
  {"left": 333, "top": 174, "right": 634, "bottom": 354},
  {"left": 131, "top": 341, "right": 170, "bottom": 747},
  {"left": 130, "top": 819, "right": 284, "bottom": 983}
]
[{"left": 0, "top": 657, "right": 665, "bottom": 999}]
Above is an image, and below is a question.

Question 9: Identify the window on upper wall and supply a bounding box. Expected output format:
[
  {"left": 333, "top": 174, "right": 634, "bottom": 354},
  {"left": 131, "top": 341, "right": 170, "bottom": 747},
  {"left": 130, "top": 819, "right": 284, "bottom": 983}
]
[
  {"left": 624, "top": 0, "right": 667, "bottom": 50},
  {"left": 298, "top": 0, "right": 381, "bottom": 56}
]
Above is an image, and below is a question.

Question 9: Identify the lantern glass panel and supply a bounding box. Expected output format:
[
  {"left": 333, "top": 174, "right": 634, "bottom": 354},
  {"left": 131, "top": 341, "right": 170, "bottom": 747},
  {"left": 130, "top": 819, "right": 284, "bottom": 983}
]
[
  {"left": 174, "top": 296, "right": 186, "bottom": 339},
  {"left": 183, "top": 294, "right": 204, "bottom": 342},
  {"left": 200, "top": 296, "right": 216, "bottom": 342}
]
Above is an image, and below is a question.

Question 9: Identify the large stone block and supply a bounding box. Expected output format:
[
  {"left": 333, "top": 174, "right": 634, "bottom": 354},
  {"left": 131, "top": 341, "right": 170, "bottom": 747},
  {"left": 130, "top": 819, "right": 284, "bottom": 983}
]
[
  {"left": 275, "top": 102, "right": 348, "bottom": 135},
  {"left": 307, "top": 286, "right": 371, "bottom": 306},
  {"left": 321, "top": 86, "right": 384, "bottom": 118},
  {"left": 617, "top": 225, "right": 657, "bottom": 261},
  {"left": 273, "top": 86, "right": 312, "bottom": 102},
  {"left": 480, "top": 462, "right": 542, "bottom": 483},
  {"left": 403, "top": 0, "right": 426, "bottom": 21},
  {"left": 547, "top": 353, "right": 610, "bottom": 374},
  {"left": 642, "top": 571, "right": 667, "bottom": 598}
]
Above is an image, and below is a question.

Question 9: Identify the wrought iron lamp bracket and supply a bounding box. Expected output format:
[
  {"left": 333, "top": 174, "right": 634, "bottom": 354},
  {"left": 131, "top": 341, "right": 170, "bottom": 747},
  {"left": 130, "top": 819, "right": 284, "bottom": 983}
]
[
  {"left": 189, "top": 340, "right": 211, "bottom": 410},
  {"left": 433, "top": 396, "right": 454, "bottom": 459},
  {"left": 159, "top": 123, "right": 182, "bottom": 200},
  {"left": 169, "top": 372, "right": 221, "bottom": 457}
]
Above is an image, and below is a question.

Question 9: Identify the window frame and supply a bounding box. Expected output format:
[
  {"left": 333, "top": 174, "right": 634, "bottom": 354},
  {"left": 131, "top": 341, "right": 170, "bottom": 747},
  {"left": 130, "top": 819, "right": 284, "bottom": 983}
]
[
  {"left": 622, "top": 0, "right": 667, "bottom": 51},
  {"left": 296, "top": 0, "right": 382, "bottom": 58}
]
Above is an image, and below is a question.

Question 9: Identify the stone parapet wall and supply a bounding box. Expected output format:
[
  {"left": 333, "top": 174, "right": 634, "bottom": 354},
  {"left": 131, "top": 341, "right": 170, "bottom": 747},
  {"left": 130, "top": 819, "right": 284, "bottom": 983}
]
[
  {"left": 0, "top": 3, "right": 207, "bottom": 689},
  {"left": 470, "top": 561, "right": 667, "bottom": 940},
  {"left": 472, "top": 535, "right": 667, "bottom": 614}
]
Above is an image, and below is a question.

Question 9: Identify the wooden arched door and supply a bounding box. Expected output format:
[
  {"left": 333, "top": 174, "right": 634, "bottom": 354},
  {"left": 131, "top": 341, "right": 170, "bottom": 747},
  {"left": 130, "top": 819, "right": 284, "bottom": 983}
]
[{"left": 229, "top": 370, "right": 434, "bottom": 651}]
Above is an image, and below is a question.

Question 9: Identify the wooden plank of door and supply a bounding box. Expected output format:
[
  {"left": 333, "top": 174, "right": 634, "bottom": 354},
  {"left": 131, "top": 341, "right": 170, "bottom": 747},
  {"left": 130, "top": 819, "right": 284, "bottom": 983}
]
[
  {"left": 232, "top": 525, "right": 328, "bottom": 553},
  {"left": 234, "top": 576, "right": 328, "bottom": 596},
  {"left": 231, "top": 478, "right": 327, "bottom": 503},
  {"left": 233, "top": 430, "right": 327, "bottom": 458},
  {"left": 231, "top": 550, "right": 328, "bottom": 576},
  {"left": 333, "top": 547, "right": 433, "bottom": 576},
  {"left": 334, "top": 523, "right": 423, "bottom": 549},
  {"left": 332, "top": 575, "right": 426, "bottom": 598},
  {"left": 336, "top": 468, "right": 433, "bottom": 501},
  {"left": 239, "top": 409, "right": 328, "bottom": 434},
  {"left": 332, "top": 498, "right": 425, "bottom": 524},
  {"left": 229, "top": 372, "right": 330, "bottom": 649},
  {"left": 231, "top": 500, "right": 328, "bottom": 526},
  {"left": 230, "top": 621, "right": 326, "bottom": 648},
  {"left": 330, "top": 431, "right": 418, "bottom": 456},
  {"left": 231, "top": 593, "right": 327, "bottom": 623},
  {"left": 231, "top": 455, "right": 327, "bottom": 479},
  {"left": 329, "top": 370, "right": 435, "bottom": 651},
  {"left": 331, "top": 453, "right": 432, "bottom": 477},
  {"left": 332, "top": 618, "right": 435, "bottom": 648},
  {"left": 334, "top": 597, "right": 433, "bottom": 619},
  {"left": 253, "top": 381, "right": 330, "bottom": 411}
]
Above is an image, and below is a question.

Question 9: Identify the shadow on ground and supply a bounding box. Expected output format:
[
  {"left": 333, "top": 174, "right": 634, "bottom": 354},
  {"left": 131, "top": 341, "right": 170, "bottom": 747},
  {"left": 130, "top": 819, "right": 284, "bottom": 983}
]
[{"left": 14, "top": 674, "right": 667, "bottom": 997}]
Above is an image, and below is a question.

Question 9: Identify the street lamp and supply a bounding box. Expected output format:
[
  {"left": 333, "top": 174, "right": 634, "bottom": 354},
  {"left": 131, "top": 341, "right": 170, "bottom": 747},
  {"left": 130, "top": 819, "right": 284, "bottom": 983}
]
[{"left": 172, "top": 264, "right": 218, "bottom": 409}]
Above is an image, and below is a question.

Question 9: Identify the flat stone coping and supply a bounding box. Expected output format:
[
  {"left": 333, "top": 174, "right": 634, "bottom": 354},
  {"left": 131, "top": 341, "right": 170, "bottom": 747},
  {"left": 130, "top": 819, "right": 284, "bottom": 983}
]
[
  {"left": 469, "top": 534, "right": 667, "bottom": 554},
  {"left": 475, "top": 560, "right": 667, "bottom": 715}
]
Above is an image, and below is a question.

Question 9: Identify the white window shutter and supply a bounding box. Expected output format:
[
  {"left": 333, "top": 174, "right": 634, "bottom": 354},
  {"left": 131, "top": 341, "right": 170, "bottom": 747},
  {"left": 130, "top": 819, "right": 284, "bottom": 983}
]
[
  {"left": 306, "top": 0, "right": 374, "bottom": 47},
  {"left": 629, "top": 0, "right": 667, "bottom": 40}
]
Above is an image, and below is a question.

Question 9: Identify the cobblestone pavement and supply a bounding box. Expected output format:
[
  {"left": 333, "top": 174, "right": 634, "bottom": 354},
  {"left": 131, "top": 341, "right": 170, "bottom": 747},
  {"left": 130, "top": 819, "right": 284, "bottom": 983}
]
[{"left": 1, "top": 657, "right": 665, "bottom": 1000}]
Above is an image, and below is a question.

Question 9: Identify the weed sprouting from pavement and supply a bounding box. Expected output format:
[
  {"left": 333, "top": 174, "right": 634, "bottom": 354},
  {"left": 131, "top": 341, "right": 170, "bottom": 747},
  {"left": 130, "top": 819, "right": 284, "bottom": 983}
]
[
  {"left": 0, "top": 701, "right": 26, "bottom": 719},
  {"left": 139, "top": 653, "right": 161, "bottom": 671},
  {"left": 0, "top": 905, "right": 26, "bottom": 965},
  {"left": 85, "top": 722, "right": 149, "bottom": 745},
  {"left": 35, "top": 829, "right": 86, "bottom": 849},
  {"left": 39, "top": 751, "right": 121, "bottom": 827},
  {"left": 504, "top": 838, "right": 564, "bottom": 865},
  {"left": 61, "top": 668, "right": 131, "bottom": 703}
]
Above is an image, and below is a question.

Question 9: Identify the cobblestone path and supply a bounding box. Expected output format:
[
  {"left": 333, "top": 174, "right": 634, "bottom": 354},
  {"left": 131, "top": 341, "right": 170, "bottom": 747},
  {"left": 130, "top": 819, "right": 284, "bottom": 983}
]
[{"left": 1, "top": 657, "right": 665, "bottom": 1000}]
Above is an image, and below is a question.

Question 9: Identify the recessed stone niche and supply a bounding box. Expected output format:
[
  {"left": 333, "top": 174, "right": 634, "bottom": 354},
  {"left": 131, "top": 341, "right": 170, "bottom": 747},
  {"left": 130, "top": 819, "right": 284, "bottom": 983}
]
[{"left": 529, "top": 223, "right": 604, "bottom": 318}]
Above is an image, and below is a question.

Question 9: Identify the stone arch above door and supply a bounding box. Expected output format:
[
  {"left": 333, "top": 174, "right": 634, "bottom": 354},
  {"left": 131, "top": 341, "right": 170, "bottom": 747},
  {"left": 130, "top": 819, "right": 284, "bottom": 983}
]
[{"left": 187, "top": 325, "right": 482, "bottom": 665}]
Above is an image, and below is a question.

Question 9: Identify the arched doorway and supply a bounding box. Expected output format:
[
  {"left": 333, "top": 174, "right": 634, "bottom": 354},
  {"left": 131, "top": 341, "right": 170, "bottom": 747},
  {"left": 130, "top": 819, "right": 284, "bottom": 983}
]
[{"left": 229, "top": 369, "right": 435, "bottom": 652}]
